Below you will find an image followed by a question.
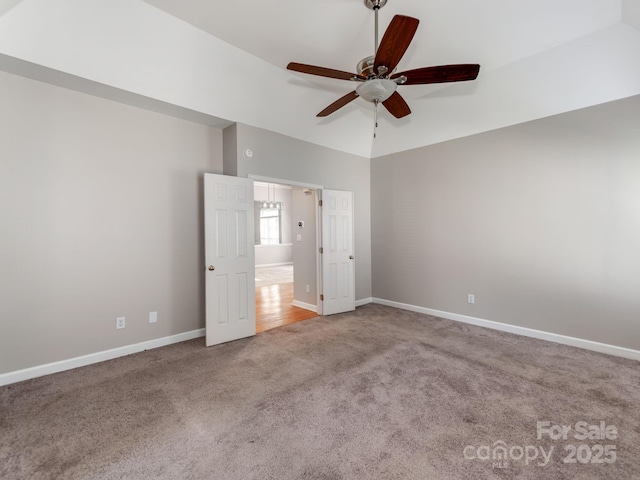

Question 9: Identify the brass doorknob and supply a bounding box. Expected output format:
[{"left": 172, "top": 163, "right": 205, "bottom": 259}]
[{"left": 208, "top": 265, "right": 215, "bottom": 271}]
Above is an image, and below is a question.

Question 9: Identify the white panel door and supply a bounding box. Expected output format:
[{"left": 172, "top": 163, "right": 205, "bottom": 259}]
[
  {"left": 321, "top": 189, "right": 355, "bottom": 315},
  {"left": 204, "top": 173, "right": 255, "bottom": 346}
]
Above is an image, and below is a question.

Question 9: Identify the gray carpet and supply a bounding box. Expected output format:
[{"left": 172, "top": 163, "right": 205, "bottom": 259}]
[{"left": 1, "top": 304, "right": 639, "bottom": 479}]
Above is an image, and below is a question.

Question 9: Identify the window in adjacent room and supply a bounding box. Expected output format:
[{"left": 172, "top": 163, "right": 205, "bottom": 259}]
[{"left": 257, "top": 202, "right": 282, "bottom": 245}]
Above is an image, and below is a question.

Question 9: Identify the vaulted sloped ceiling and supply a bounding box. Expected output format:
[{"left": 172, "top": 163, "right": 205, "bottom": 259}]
[{"left": 1, "top": 0, "right": 639, "bottom": 158}]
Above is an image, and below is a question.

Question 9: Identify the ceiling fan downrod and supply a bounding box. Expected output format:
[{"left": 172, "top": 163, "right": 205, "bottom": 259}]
[
  {"left": 365, "top": 0, "right": 387, "bottom": 53},
  {"left": 375, "top": 8, "right": 378, "bottom": 53}
]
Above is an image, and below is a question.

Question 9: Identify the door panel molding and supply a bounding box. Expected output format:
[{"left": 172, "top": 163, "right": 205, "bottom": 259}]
[
  {"left": 320, "top": 189, "right": 355, "bottom": 315},
  {"left": 204, "top": 173, "right": 256, "bottom": 346}
]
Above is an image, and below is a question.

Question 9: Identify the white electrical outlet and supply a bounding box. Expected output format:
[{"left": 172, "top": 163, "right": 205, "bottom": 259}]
[
  {"left": 305, "top": 285, "right": 310, "bottom": 293},
  {"left": 116, "top": 316, "right": 126, "bottom": 329},
  {"left": 149, "top": 311, "right": 158, "bottom": 324},
  {"left": 467, "top": 294, "right": 475, "bottom": 304}
]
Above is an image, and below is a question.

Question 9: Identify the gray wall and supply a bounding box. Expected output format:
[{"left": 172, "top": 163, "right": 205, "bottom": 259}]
[
  {"left": 372, "top": 95, "right": 640, "bottom": 350},
  {"left": 0, "top": 71, "right": 222, "bottom": 374},
  {"left": 227, "top": 123, "right": 372, "bottom": 302},
  {"left": 222, "top": 123, "right": 237, "bottom": 177},
  {"left": 291, "top": 188, "right": 318, "bottom": 307}
]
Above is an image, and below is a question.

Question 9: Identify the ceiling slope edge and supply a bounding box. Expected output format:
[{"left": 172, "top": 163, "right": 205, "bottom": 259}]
[
  {"left": 0, "top": 53, "right": 233, "bottom": 129},
  {"left": 370, "top": 22, "right": 640, "bottom": 158},
  {"left": 0, "top": 0, "right": 374, "bottom": 157},
  {"left": 0, "top": 0, "right": 21, "bottom": 17},
  {"left": 622, "top": 0, "right": 640, "bottom": 31}
]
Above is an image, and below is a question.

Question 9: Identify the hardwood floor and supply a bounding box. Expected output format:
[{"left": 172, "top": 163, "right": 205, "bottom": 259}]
[{"left": 256, "top": 282, "right": 318, "bottom": 333}]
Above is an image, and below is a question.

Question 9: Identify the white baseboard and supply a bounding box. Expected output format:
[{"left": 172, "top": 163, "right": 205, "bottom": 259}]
[
  {"left": 8, "top": 298, "right": 635, "bottom": 387},
  {"left": 356, "top": 297, "right": 373, "bottom": 308},
  {"left": 292, "top": 300, "right": 318, "bottom": 312},
  {"left": 292, "top": 297, "right": 373, "bottom": 311},
  {"left": 0, "top": 328, "right": 206, "bottom": 387},
  {"left": 255, "top": 262, "right": 293, "bottom": 268},
  {"left": 372, "top": 298, "right": 640, "bottom": 362}
]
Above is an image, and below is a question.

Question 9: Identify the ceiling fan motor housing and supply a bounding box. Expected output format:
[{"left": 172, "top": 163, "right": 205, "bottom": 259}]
[{"left": 357, "top": 56, "right": 376, "bottom": 78}]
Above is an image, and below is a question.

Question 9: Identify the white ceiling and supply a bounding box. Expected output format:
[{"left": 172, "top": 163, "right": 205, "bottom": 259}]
[
  {"left": 1, "top": 0, "right": 639, "bottom": 158},
  {"left": 141, "top": 0, "right": 640, "bottom": 155},
  {"left": 144, "top": 0, "right": 619, "bottom": 73}
]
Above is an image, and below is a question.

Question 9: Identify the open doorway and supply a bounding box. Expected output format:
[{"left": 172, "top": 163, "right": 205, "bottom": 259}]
[
  {"left": 253, "top": 182, "right": 319, "bottom": 332},
  {"left": 204, "top": 174, "right": 356, "bottom": 346}
]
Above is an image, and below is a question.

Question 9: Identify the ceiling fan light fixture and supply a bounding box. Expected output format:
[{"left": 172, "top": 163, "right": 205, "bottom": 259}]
[
  {"left": 356, "top": 78, "right": 397, "bottom": 103},
  {"left": 287, "top": 6, "right": 480, "bottom": 121}
]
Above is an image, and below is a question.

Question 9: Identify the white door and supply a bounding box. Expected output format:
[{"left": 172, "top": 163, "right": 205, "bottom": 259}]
[
  {"left": 321, "top": 189, "right": 355, "bottom": 315},
  {"left": 204, "top": 173, "right": 255, "bottom": 346}
]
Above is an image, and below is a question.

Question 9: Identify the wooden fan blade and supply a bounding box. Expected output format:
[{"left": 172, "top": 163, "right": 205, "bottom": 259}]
[
  {"left": 382, "top": 91, "right": 411, "bottom": 119},
  {"left": 287, "top": 63, "right": 364, "bottom": 81},
  {"left": 393, "top": 64, "right": 480, "bottom": 85},
  {"left": 374, "top": 15, "right": 419, "bottom": 75},
  {"left": 317, "top": 91, "right": 359, "bottom": 117}
]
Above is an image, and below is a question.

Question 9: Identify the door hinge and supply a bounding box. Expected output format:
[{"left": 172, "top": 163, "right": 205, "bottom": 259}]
[
  {"left": 318, "top": 200, "right": 323, "bottom": 207},
  {"left": 319, "top": 247, "right": 323, "bottom": 254},
  {"left": 320, "top": 294, "right": 324, "bottom": 301}
]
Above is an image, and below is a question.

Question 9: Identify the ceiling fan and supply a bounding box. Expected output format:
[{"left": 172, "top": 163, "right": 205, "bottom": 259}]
[{"left": 287, "top": 0, "right": 480, "bottom": 132}]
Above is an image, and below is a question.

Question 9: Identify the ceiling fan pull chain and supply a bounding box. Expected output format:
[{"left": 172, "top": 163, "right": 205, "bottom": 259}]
[{"left": 373, "top": 100, "right": 379, "bottom": 138}]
